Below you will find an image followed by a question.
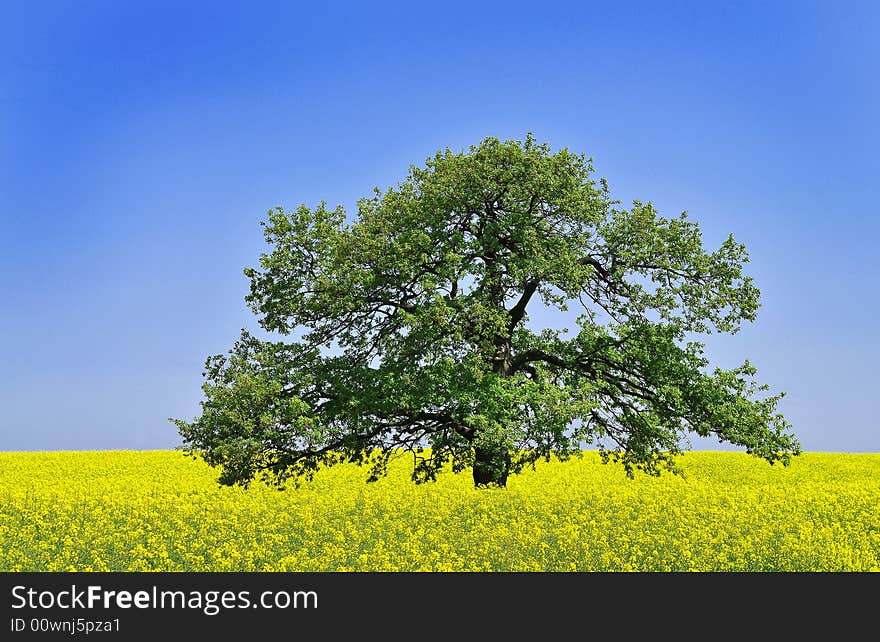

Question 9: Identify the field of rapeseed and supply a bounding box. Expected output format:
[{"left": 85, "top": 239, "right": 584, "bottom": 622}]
[{"left": 0, "top": 451, "right": 877, "bottom": 571}]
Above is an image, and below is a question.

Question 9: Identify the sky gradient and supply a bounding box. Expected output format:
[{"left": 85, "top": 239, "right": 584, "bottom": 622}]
[{"left": 2, "top": 1, "right": 878, "bottom": 452}]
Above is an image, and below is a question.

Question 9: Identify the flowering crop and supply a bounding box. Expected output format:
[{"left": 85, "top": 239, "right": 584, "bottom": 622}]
[{"left": 1, "top": 451, "right": 877, "bottom": 571}]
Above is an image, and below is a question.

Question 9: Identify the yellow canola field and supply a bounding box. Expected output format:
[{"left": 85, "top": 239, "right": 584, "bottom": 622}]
[{"left": 1, "top": 451, "right": 877, "bottom": 572}]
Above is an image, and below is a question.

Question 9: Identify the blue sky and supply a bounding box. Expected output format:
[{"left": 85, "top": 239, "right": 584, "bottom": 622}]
[{"left": 1, "top": 1, "right": 877, "bottom": 452}]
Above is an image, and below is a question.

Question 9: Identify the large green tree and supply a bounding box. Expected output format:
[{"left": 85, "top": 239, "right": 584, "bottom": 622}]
[{"left": 172, "top": 135, "right": 799, "bottom": 488}]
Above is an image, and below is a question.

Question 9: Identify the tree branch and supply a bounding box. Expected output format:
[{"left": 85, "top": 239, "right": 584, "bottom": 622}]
[
  {"left": 507, "top": 278, "right": 541, "bottom": 332},
  {"left": 510, "top": 349, "right": 569, "bottom": 372},
  {"left": 579, "top": 256, "right": 610, "bottom": 280}
]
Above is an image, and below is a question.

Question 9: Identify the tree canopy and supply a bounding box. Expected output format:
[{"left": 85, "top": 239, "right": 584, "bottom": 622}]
[{"left": 172, "top": 134, "right": 799, "bottom": 488}]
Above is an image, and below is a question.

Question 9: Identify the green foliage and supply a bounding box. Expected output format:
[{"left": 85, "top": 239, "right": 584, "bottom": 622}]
[{"left": 172, "top": 134, "right": 799, "bottom": 488}]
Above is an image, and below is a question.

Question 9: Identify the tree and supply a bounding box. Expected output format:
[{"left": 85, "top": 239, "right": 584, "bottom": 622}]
[{"left": 171, "top": 134, "right": 799, "bottom": 489}]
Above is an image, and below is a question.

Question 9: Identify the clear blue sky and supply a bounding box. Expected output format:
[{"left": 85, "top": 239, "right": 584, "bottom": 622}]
[{"left": 1, "top": 1, "right": 877, "bottom": 452}]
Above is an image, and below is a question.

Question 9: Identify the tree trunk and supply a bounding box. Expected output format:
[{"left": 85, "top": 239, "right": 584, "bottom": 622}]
[
  {"left": 470, "top": 336, "right": 515, "bottom": 487},
  {"left": 472, "top": 445, "right": 512, "bottom": 487}
]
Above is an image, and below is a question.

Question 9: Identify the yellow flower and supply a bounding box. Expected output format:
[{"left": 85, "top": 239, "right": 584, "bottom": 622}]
[{"left": 0, "top": 451, "right": 877, "bottom": 572}]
